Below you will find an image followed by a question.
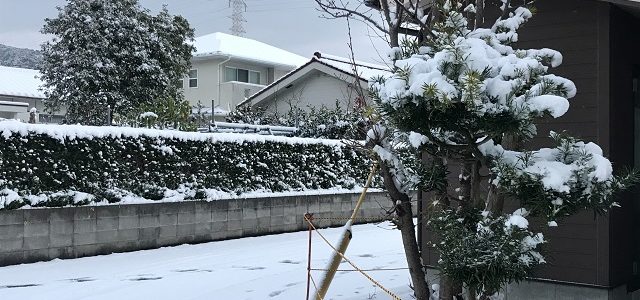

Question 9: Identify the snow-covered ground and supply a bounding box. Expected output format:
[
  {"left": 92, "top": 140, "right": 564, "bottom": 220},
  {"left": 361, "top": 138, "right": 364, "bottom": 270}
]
[{"left": 0, "top": 222, "right": 414, "bottom": 300}]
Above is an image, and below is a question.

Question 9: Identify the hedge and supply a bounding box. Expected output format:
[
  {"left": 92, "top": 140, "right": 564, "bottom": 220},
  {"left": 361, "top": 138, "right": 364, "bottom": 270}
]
[{"left": 0, "top": 122, "right": 370, "bottom": 209}]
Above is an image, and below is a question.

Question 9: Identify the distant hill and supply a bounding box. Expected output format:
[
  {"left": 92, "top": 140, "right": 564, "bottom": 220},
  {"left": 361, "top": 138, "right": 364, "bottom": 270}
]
[{"left": 0, "top": 44, "right": 42, "bottom": 70}]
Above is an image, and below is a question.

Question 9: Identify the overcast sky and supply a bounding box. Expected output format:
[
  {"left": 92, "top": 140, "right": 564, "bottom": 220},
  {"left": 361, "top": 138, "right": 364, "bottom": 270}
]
[{"left": 0, "top": 0, "right": 390, "bottom": 64}]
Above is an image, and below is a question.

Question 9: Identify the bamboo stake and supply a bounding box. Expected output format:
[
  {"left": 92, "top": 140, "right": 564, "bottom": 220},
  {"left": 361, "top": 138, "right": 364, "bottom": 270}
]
[
  {"left": 305, "top": 213, "right": 313, "bottom": 300},
  {"left": 314, "top": 163, "right": 378, "bottom": 300}
]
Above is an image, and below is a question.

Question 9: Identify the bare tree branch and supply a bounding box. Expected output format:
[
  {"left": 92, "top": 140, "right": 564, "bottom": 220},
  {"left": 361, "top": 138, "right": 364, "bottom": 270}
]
[{"left": 314, "top": 0, "right": 389, "bottom": 34}]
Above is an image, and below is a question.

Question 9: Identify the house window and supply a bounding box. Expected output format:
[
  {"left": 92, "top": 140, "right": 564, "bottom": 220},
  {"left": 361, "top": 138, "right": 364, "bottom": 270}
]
[
  {"left": 225, "top": 67, "right": 261, "bottom": 84},
  {"left": 188, "top": 69, "right": 198, "bottom": 88},
  {"left": 249, "top": 71, "right": 260, "bottom": 85}
]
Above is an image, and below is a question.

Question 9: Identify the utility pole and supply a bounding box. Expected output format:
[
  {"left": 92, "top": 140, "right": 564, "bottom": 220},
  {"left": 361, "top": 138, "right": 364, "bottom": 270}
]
[{"left": 229, "top": 0, "right": 247, "bottom": 36}]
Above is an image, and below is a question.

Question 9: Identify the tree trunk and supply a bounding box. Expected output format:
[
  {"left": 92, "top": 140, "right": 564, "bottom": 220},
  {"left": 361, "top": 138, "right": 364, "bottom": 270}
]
[
  {"left": 475, "top": 0, "right": 485, "bottom": 29},
  {"left": 484, "top": 133, "right": 519, "bottom": 214},
  {"left": 459, "top": 161, "right": 473, "bottom": 209},
  {"left": 379, "top": 162, "right": 430, "bottom": 300},
  {"left": 440, "top": 276, "right": 463, "bottom": 300}
]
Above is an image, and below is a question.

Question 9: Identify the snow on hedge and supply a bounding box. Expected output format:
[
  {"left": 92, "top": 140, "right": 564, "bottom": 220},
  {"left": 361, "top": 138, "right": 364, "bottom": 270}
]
[
  {"left": 0, "top": 121, "right": 348, "bottom": 146},
  {"left": 0, "top": 121, "right": 370, "bottom": 209}
]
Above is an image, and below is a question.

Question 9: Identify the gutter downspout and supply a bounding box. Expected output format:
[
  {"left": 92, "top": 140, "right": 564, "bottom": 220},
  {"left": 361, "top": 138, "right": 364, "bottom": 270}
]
[{"left": 217, "top": 55, "right": 232, "bottom": 109}]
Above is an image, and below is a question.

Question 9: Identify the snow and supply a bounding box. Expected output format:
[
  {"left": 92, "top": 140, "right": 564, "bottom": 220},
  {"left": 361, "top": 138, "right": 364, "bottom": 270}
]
[
  {"left": 193, "top": 32, "right": 307, "bottom": 68},
  {"left": 492, "top": 7, "right": 533, "bottom": 43},
  {"left": 479, "top": 136, "right": 615, "bottom": 193},
  {"left": 0, "top": 222, "right": 415, "bottom": 300},
  {"left": 409, "top": 131, "right": 429, "bottom": 148},
  {"left": 373, "top": 145, "right": 394, "bottom": 163},
  {"left": 525, "top": 160, "right": 574, "bottom": 193},
  {"left": 0, "top": 120, "right": 348, "bottom": 147},
  {"left": 0, "top": 66, "right": 44, "bottom": 99},
  {"left": 127, "top": 187, "right": 382, "bottom": 205},
  {"left": 0, "top": 101, "right": 28, "bottom": 107},
  {"left": 0, "top": 189, "right": 21, "bottom": 208},
  {"left": 505, "top": 214, "right": 529, "bottom": 229},
  {"left": 192, "top": 106, "right": 229, "bottom": 116},
  {"left": 314, "top": 52, "right": 392, "bottom": 81},
  {"left": 527, "top": 95, "right": 570, "bottom": 118},
  {"left": 372, "top": 7, "right": 575, "bottom": 122},
  {"left": 139, "top": 112, "right": 158, "bottom": 119}
]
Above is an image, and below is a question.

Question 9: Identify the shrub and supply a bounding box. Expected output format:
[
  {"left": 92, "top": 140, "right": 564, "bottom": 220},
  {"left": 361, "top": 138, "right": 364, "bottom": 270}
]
[
  {"left": 0, "top": 121, "right": 369, "bottom": 209},
  {"left": 228, "top": 102, "right": 369, "bottom": 140}
]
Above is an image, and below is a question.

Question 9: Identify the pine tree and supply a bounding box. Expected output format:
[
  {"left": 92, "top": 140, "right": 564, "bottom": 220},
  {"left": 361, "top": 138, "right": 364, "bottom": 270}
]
[
  {"left": 361, "top": 1, "right": 637, "bottom": 299},
  {"left": 40, "top": 0, "right": 195, "bottom": 125}
]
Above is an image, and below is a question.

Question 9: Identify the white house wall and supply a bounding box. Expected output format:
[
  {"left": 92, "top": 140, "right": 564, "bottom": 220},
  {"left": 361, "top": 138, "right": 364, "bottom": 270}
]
[
  {"left": 219, "top": 82, "right": 267, "bottom": 111},
  {"left": 0, "top": 95, "right": 66, "bottom": 123},
  {"left": 182, "top": 57, "right": 224, "bottom": 108},
  {"left": 261, "top": 70, "right": 364, "bottom": 114},
  {"left": 182, "top": 58, "right": 294, "bottom": 111}
]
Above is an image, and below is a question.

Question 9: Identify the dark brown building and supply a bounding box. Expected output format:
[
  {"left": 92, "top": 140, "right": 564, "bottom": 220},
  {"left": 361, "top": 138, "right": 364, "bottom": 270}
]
[{"left": 419, "top": 0, "right": 640, "bottom": 299}]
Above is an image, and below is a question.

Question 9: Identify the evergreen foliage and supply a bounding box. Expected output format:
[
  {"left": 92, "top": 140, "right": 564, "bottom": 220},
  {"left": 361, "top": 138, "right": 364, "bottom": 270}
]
[
  {"left": 429, "top": 208, "right": 545, "bottom": 294},
  {"left": 228, "top": 102, "right": 369, "bottom": 140},
  {"left": 39, "top": 0, "right": 195, "bottom": 125},
  {"left": 124, "top": 96, "right": 196, "bottom": 131},
  {"left": 365, "top": 1, "right": 637, "bottom": 296},
  {"left": 0, "top": 123, "right": 369, "bottom": 210}
]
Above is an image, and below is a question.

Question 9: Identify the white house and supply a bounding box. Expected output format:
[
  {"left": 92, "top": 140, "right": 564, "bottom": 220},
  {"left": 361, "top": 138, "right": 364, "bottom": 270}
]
[
  {"left": 0, "top": 33, "right": 306, "bottom": 124},
  {"left": 238, "top": 52, "right": 391, "bottom": 114},
  {"left": 0, "top": 66, "right": 64, "bottom": 123},
  {"left": 180, "top": 32, "right": 307, "bottom": 115}
]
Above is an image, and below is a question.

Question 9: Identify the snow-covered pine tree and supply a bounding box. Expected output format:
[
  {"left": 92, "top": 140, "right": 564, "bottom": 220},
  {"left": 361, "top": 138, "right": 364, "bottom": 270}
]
[
  {"left": 361, "top": 1, "right": 637, "bottom": 299},
  {"left": 40, "top": 0, "right": 195, "bottom": 125}
]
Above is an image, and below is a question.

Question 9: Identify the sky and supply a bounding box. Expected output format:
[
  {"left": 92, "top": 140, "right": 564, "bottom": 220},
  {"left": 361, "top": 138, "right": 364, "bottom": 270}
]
[{"left": 0, "top": 0, "right": 390, "bottom": 64}]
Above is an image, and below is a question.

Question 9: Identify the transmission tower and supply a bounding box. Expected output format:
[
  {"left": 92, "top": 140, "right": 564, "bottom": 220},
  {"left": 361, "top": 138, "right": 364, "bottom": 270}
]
[{"left": 229, "top": 0, "right": 247, "bottom": 36}]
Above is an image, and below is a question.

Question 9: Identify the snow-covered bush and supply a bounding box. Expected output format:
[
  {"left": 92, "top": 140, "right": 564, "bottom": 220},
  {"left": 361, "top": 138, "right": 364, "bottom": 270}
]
[
  {"left": 363, "top": 1, "right": 636, "bottom": 297},
  {"left": 123, "top": 97, "right": 196, "bottom": 131},
  {"left": 481, "top": 131, "right": 636, "bottom": 222},
  {"left": 0, "top": 122, "right": 370, "bottom": 209},
  {"left": 229, "top": 102, "right": 369, "bottom": 140},
  {"left": 429, "top": 207, "right": 545, "bottom": 295}
]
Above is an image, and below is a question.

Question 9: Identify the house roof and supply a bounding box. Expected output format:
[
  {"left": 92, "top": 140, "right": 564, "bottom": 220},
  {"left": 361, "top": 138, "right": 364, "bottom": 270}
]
[
  {"left": 0, "top": 66, "right": 44, "bottom": 99},
  {"left": 192, "top": 32, "right": 307, "bottom": 69},
  {"left": 238, "top": 52, "right": 391, "bottom": 108},
  {"left": 313, "top": 52, "right": 392, "bottom": 81}
]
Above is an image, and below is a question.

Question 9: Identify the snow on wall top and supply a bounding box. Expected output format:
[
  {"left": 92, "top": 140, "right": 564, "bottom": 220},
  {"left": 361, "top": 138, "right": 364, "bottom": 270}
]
[
  {"left": 0, "top": 66, "right": 45, "bottom": 99},
  {"left": 314, "top": 52, "right": 392, "bottom": 81},
  {"left": 0, "top": 120, "right": 348, "bottom": 147},
  {"left": 192, "top": 32, "right": 307, "bottom": 68}
]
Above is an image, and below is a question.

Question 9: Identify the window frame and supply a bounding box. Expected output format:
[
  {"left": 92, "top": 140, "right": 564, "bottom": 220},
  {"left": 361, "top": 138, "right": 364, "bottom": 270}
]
[
  {"left": 224, "top": 66, "right": 261, "bottom": 85},
  {"left": 188, "top": 69, "right": 198, "bottom": 88}
]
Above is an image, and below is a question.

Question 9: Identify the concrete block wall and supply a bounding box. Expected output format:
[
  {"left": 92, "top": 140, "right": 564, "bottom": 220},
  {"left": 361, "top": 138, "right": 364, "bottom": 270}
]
[{"left": 0, "top": 192, "right": 392, "bottom": 266}]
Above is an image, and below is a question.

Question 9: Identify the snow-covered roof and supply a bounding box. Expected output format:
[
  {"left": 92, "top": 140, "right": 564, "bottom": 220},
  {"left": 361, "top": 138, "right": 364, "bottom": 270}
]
[
  {"left": 313, "top": 52, "right": 391, "bottom": 81},
  {"left": 0, "top": 66, "right": 45, "bottom": 99},
  {"left": 238, "top": 52, "right": 391, "bottom": 107},
  {"left": 192, "top": 32, "right": 307, "bottom": 68}
]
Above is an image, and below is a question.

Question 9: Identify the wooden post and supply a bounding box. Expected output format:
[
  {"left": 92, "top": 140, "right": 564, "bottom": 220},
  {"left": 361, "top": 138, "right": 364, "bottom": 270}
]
[
  {"left": 314, "top": 163, "right": 377, "bottom": 299},
  {"left": 305, "top": 213, "right": 313, "bottom": 300}
]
